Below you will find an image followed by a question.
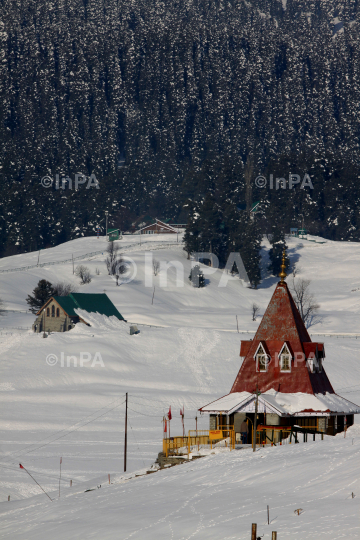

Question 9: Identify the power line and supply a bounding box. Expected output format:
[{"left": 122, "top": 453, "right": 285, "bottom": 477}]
[{"left": 0, "top": 397, "right": 126, "bottom": 469}]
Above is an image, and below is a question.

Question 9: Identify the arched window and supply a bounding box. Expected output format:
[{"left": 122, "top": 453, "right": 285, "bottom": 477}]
[
  {"left": 51, "top": 305, "right": 55, "bottom": 317},
  {"left": 255, "top": 344, "right": 268, "bottom": 372},
  {"left": 46, "top": 307, "right": 50, "bottom": 317},
  {"left": 56, "top": 308, "right": 60, "bottom": 317},
  {"left": 280, "top": 344, "right": 291, "bottom": 372}
]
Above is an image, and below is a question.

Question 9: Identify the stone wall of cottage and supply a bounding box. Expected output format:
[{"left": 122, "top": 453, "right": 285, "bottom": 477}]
[{"left": 32, "top": 299, "right": 76, "bottom": 333}]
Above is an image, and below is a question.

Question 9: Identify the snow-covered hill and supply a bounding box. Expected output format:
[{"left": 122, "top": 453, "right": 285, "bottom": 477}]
[{"left": 0, "top": 234, "right": 360, "bottom": 538}]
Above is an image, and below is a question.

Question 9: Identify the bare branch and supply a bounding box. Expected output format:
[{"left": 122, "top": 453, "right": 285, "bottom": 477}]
[
  {"left": 289, "top": 276, "right": 321, "bottom": 328},
  {"left": 75, "top": 265, "right": 92, "bottom": 284},
  {"left": 252, "top": 303, "right": 260, "bottom": 321},
  {"left": 153, "top": 259, "right": 160, "bottom": 276}
]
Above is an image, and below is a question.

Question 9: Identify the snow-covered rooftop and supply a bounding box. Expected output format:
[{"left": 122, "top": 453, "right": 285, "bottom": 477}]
[{"left": 200, "top": 390, "right": 360, "bottom": 416}]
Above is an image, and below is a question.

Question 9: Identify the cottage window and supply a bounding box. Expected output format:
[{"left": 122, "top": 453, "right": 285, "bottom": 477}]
[
  {"left": 256, "top": 344, "right": 268, "bottom": 372},
  {"left": 46, "top": 307, "right": 50, "bottom": 316},
  {"left": 56, "top": 308, "right": 60, "bottom": 317},
  {"left": 51, "top": 305, "right": 55, "bottom": 317},
  {"left": 280, "top": 344, "right": 291, "bottom": 372}
]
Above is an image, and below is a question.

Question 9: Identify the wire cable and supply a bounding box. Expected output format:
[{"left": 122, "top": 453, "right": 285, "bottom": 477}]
[{"left": 0, "top": 398, "right": 126, "bottom": 469}]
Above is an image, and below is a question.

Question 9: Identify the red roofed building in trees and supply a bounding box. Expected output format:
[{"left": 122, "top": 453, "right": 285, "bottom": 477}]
[{"left": 199, "top": 252, "right": 360, "bottom": 445}]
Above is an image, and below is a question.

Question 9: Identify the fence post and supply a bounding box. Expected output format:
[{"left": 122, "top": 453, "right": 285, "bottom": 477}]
[
  {"left": 251, "top": 523, "right": 257, "bottom": 540},
  {"left": 272, "top": 532, "right": 277, "bottom": 540}
]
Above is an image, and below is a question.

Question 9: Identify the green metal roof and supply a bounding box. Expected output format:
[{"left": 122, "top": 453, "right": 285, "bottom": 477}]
[
  {"left": 53, "top": 296, "right": 78, "bottom": 317},
  {"left": 52, "top": 293, "right": 124, "bottom": 320},
  {"left": 70, "top": 293, "right": 125, "bottom": 320}
]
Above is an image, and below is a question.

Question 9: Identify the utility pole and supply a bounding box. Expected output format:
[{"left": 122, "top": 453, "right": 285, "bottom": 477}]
[
  {"left": 105, "top": 211, "right": 109, "bottom": 239},
  {"left": 253, "top": 385, "right": 261, "bottom": 452},
  {"left": 124, "top": 392, "right": 128, "bottom": 472}
]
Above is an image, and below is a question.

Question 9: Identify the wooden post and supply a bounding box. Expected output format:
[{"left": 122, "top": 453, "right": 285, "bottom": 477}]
[
  {"left": 108, "top": 474, "right": 110, "bottom": 484},
  {"left": 267, "top": 505, "right": 270, "bottom": 525},
  {"left": 70, "top": 480, "right": 72, "bottom": 487},
  {"left": 251, "top": 523, "right": 257, "bottom": 540},
  {"left": 253, "top": 386, "right": 259, "bottom": 452},
  {"left": 272, "top": 532, "right": 277, "bottom": 540},
  {"left": 59, "top": 457, "right": 62, "bottom": 498},
  {"left": 152, "top": 286, "right": 155, "bottom": 305},
  {"left": 124, "top": 392, "right": 128, "bottom": 472},
  {"left": 236, "top": 315, "right": 239, "bottom": 333},
  {"left": 8, "top": 495, "right": 10, "bottom": 502}
]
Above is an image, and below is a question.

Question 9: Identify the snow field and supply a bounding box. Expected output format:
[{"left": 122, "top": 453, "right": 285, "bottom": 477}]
[{"left": 0, "top": 234, "right": 360, "bottom": 538}]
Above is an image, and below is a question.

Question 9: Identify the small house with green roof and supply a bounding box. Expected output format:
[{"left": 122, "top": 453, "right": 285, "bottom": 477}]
[{"left": 32, "top": 293, "right": 125, "bottom": 333}]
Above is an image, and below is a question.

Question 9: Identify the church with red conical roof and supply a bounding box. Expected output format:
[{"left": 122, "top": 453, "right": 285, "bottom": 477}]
[{"left": 199, "top": 252, "right": 360, "bottom": 444}]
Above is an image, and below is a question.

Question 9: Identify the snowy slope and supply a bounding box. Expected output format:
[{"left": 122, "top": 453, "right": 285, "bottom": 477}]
[
  {"left": 0, "top": 234, "right": 360, "bottom": 538},
  {"left": 0, "top": 431, "right": 359, "bottom": 540}
]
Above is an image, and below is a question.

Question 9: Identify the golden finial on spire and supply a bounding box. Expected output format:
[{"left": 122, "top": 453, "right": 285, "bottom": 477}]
[{"left": 279, "top": 248, "right": 287, "bottom": 283}]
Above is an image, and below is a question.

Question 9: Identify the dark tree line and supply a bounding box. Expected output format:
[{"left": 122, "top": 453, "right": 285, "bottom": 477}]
[{"left": 0, "top": 0, "right": 360, "bottom": 257}]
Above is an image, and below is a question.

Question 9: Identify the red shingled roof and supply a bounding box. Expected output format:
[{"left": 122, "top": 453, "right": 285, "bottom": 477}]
[{"left": 231, "top": 281, "right": 334, "bottom": 395}]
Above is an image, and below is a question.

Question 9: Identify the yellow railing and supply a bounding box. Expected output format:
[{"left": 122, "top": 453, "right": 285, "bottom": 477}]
[
  {"left": 255, "top": 426, "right": 292, "bottom": 447},
  {"left": 163, "top": 428, "right": 235, "bottom": 457}
]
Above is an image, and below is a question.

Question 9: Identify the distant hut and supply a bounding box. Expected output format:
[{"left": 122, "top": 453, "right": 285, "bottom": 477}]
[{"left": 32, "top": 293, "right": 125, "bottom": 333}]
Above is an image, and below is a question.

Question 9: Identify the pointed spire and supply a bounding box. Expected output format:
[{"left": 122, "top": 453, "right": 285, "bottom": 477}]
[{"left": 278, "top": 248, "right": 287, "bottom": 283}]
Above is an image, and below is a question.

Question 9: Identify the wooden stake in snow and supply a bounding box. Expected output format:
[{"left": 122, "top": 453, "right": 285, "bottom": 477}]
[
  {"left": 70, "top": 480, "right": 72, "bottom": 487},
  {"left": 272, "top": 533, "right": 277, "bottom": 540},
  {"left": 108, "top": 474, "right": 110, "bottom": 484},
  {"left": 19, "top": 464, "right": 52, "bottom": 501},
  {"left": 251, "top": 523, "right": 257, "bottom": 540},
  {"left": 124, "top": 393, "right": 128, "bottom": 472},
  {"left": 236, "top": 315, "right": 239, "bottom": 333},
  {"left": 152, "top": 286, "right": 155, "bottom": 305},
  {"left": 267, "top": 505, "right": 270, "bottom": 524},
  {"left": 59, "top": 457, "right": 62, "bottom": 498},
  {"left": 8, "top": 495, "right": 10, "bottom": 502}
]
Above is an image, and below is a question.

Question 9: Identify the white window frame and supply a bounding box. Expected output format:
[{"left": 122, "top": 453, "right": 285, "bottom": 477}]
[
  {"left": 254, "top": 343, "right": 268, "bottom": 372},
  {"left": 279, "top": 343, "right": 292, "bottom": 372}
]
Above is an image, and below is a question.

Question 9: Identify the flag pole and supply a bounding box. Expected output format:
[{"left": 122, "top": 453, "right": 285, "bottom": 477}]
[{"left": 19, "top": 464, "right": 53, "bottom": 501}]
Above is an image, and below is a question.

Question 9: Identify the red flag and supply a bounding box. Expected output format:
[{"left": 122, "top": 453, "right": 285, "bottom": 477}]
[
  {"left": 19, "top": 464, "right": 24, "bottom": 469},
  {"left": 168, "top": 406, "right": 172, "bottom": 421},
  {"left": 164, "top": 418, "right": 167, "bottom": 433}
]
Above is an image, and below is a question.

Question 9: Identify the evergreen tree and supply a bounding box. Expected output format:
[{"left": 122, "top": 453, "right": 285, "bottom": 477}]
[
  {"left": 268, "top": 229, "right": 289, "bottom": 277},
  {"left": 26, "top": 280, "right": 55, "bottom": 314}
]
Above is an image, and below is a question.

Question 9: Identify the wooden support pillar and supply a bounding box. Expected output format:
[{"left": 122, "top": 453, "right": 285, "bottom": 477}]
[{"left": 251, "top": 523, "right": 257, "bottom": 540}]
